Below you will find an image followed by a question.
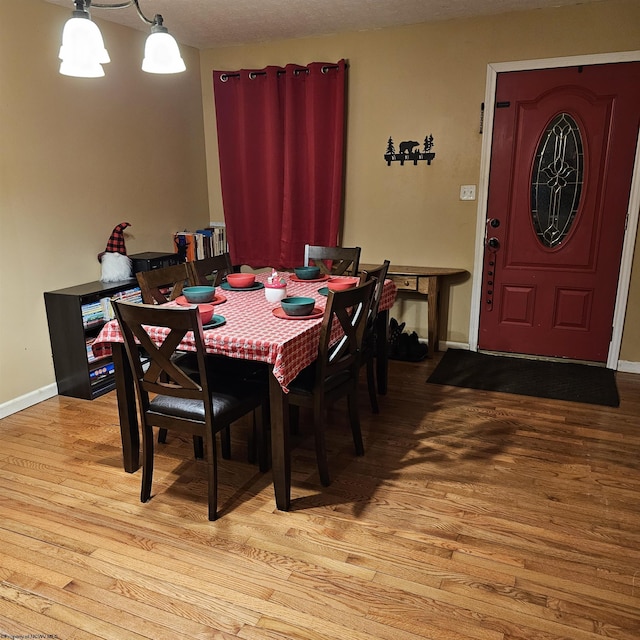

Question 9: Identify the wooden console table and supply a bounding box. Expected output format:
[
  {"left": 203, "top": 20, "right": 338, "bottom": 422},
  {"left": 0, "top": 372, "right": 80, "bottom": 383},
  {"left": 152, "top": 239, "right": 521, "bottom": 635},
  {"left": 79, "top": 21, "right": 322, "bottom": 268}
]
[{"left": 360, "top": 264, "right": 466, "bottom": 353}]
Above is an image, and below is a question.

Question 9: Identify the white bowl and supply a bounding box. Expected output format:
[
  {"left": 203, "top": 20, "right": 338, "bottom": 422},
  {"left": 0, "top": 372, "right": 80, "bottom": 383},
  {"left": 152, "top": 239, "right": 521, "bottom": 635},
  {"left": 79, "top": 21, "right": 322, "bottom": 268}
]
[{"left": 265, "top": 284, "right": 287, "bottom": 303}]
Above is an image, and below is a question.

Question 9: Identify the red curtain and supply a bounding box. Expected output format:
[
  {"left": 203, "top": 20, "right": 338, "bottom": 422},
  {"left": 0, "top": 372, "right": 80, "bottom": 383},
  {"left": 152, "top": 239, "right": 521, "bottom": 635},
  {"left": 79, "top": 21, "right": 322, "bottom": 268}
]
[{"left": 213, "top": 61, "right": 347, "bottom": 269}]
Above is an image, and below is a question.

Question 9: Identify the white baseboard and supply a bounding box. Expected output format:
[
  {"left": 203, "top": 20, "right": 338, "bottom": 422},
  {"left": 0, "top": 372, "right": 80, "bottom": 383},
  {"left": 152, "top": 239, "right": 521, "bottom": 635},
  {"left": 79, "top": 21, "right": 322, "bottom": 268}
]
[
  {"left": 618, "top": 360, "right": 640, "bottom": 374},
  {"left": 439, "top": 341, "right": 469, "bottom": 351},
  {"left": 0, "top": 383, "right": 58, "bottom": 420}
]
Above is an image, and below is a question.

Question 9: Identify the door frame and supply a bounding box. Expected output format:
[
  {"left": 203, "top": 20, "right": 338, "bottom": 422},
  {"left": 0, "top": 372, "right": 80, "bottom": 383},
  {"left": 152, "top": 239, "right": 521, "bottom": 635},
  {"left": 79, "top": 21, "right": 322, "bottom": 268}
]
[{"left": 469, "top": 50, "right": 640, "bottom": 369}]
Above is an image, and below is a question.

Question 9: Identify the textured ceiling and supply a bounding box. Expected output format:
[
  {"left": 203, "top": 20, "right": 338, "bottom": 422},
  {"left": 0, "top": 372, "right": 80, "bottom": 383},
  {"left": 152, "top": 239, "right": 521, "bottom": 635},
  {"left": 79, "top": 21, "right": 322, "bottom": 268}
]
[{"left": 44, "top": 0, "right": 605, "bottom": 49}]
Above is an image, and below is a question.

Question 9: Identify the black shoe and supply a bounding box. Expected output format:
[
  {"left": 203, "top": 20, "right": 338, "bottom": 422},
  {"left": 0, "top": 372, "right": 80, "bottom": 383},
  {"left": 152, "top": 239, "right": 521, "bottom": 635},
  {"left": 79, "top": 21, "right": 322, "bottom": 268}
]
[{"left": 407, "top": 332, "right": 428, "bottom": 361}]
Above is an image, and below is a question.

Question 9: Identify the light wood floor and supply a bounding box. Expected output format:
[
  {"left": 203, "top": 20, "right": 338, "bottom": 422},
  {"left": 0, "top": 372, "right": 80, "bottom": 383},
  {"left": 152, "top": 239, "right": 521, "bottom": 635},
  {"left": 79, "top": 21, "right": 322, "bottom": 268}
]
[{"left": 1, "top": 354, "right": 640, "bottom": 639}]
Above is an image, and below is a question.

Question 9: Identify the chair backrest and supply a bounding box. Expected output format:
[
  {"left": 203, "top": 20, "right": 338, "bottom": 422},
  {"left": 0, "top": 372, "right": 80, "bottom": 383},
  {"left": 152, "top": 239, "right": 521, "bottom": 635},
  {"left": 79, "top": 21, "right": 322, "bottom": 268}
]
[
  {"left": 304, "top": 244, "right": 361, "bottom": 276},
  {"left": 136, "top": 262, "right": 191, "bottom": 304},
  {"left": 316, "top": 280, "right": 374, "bottom": 384},
  {"left": 360, "top": 260, "right": 391, "bottom": 323},
  {"left": 112, "top": 300, "right": 210, "bottom": 414},
  {"left": 188, "top": 253, "right": 234, "bottom": 286}
]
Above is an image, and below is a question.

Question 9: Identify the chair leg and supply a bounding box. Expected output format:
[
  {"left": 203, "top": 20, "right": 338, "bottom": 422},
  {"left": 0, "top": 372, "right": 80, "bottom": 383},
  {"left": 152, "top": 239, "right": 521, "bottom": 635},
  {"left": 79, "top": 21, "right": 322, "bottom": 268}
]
[
  {"left": 247, "top": 421, "right": 256, "bottom": 465},
  {"left": 193, "top": 436, "right": 204, "bottom": 459},
  {"left": 248, "top": 405, "right": 270, "bottom": 471},
  {"left": 347, "top": 392, "right": 365, "bottom": 456},
  {"left": 206, "top": 434, "right": 218, "bottom": 521},
  {"left": 221, "top": 427, "right": 231, "bottom": 459},
  {"left": 313, "top": 409, "right": 331, "bottom": 487},
  {"left": 256, "top": 403, "right": 270, "bottom": 473},
  {"left": 141, "top": 422, "right": 155, "bottom": 504},
  {"left": 158, "top": 427, "right": 168, "bottom": 443},
  {"left": 366, "top": 358, "right": 379, "bottom": 413},
  {"left": 247, "top": 415, "right": 258, "bottom": 464},
  {"left": 289, "top": 404, "right": 300, "bottom": 435}
]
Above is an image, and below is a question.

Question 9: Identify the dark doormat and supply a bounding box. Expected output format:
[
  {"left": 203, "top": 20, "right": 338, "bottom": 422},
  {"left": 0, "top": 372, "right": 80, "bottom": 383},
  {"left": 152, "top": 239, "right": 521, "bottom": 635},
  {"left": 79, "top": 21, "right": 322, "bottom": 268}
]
[{"left": 427, "top": 349, "right": 619, "bottom": 407}]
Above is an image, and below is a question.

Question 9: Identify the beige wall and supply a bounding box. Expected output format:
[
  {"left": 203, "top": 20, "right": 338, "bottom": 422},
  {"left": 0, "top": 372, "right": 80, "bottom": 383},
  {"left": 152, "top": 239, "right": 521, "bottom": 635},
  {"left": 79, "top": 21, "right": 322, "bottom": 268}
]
[
  {"left": 200, "top": 0, "right": 640, "bottom": 360},
  {"left": 1, "top": 0, "right": 638, "bottom": 413},
  {"left": 0, "top": 0, "right": 209, "bottom": 407}
]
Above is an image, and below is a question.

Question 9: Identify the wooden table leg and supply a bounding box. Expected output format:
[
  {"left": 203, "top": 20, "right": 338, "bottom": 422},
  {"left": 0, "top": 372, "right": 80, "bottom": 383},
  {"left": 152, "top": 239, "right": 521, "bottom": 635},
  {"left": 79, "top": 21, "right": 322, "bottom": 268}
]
[
  {"left": 375, "top": 308, "right": 389, "bottom": 395},
  {"left": 111, "top": 342, "right": 140, "bottom": 473},
  {"left": 426, "top": 276, "right": 441, "bottom": 352},
  {"left": 269, "top": 369, "right": 291, "bottom": 511}
]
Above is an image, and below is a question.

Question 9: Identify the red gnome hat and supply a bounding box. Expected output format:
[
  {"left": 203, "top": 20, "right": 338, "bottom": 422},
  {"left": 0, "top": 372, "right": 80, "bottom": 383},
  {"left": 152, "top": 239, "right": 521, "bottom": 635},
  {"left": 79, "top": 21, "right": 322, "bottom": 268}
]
[
  {"left": 98, "top": 222, "right": 131, "bottom": 262},
  {"left": 99, "top": 222, "right": 133, "bottom": 283}
]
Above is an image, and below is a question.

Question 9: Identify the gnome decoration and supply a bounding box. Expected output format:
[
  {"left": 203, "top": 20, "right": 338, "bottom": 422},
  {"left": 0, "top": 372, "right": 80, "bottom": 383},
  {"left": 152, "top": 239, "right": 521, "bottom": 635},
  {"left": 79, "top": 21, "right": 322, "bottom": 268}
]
[{"left": 98, "top": 222, "right": 133, "bottom": 282}]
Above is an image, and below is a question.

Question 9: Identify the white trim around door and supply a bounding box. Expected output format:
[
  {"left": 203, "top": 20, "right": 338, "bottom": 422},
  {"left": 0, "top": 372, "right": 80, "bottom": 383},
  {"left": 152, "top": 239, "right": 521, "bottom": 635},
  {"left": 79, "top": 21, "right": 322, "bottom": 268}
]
[{"left": 468, "top": 50, "right": 640, "bottom": 370}]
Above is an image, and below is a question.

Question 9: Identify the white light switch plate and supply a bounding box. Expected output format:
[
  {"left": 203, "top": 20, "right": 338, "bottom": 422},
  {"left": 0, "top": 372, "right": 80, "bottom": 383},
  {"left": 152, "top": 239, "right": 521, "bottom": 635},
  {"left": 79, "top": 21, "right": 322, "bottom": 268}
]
[{"left": 460, "top": 185, "right": 476, "bottom": 201}]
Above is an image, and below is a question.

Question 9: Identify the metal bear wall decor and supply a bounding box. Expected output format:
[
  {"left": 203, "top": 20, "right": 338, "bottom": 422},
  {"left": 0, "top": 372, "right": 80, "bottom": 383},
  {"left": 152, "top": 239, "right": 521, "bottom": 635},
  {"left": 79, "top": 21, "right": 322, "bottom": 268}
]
[{"left": 384, "top": 134, "right": 435, "bottom": 166}]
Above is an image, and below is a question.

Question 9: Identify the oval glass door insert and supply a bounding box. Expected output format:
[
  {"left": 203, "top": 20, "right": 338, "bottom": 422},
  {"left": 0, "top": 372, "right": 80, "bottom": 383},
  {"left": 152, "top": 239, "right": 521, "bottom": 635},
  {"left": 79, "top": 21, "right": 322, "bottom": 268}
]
[{"left": 531, "top": 112, "right": 584, "bottom": 248}]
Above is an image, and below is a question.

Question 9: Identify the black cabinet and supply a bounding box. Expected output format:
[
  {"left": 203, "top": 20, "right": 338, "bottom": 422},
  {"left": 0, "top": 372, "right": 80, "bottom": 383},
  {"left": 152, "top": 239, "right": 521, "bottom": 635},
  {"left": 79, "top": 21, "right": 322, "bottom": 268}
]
[{"left": 44, "top": 279, "right": 140, "bottom": 400}]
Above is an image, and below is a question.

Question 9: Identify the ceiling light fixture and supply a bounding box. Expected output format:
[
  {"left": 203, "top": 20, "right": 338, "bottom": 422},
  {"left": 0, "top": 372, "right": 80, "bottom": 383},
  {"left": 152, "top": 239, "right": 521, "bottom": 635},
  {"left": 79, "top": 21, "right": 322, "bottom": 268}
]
[{"left": 59, "top": 0, "right": 186, "bottom": 78}]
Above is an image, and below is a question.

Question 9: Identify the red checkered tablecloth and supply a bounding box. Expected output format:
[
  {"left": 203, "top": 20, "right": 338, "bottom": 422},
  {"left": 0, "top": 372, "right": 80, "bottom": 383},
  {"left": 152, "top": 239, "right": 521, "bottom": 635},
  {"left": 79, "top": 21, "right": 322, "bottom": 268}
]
[{"left": 92, "top": 273, "right": 396, "bottom": 392}]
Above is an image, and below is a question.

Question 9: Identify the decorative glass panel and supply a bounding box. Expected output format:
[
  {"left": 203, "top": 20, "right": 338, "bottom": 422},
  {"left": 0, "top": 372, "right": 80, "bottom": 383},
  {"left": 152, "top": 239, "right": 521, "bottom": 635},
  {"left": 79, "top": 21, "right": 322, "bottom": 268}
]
[{"left": 531, "top": 113, "right": 584, "bottom": 248}]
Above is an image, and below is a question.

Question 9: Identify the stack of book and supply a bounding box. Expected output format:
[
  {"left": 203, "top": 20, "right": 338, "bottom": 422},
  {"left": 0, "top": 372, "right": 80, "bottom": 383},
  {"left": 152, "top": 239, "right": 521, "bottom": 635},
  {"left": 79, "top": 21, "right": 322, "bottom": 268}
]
[
  {"left": 89, "top": 362, "right": 115, "bottom": 382},
  {"left": 81, "top": 287, "right": 142, "bottom": 329},
  {"left": 174, "top": 224, "right": 227, "bottom": 262},
  {"left": 110, "top": 286, "right": 142, "bottom": 311},
  {"left": 86, "top": 338, "right": 100, "bottom": 363},
  {"left": 81, "top": 300, "right": 107, "bottom": 329}
]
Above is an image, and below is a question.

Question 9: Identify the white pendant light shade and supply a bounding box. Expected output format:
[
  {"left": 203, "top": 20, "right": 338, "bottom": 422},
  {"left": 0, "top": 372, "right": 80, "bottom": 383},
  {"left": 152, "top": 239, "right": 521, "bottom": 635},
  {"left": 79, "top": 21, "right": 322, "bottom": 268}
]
[
  {"left": 59, "top": 16, "right": 110, "bottom": 78},
  {"left": 142, "top": 31, "right": 186, "bottom": 74},
  {"left": 56, "top": 3, "right": 185, "bottom": 78}
]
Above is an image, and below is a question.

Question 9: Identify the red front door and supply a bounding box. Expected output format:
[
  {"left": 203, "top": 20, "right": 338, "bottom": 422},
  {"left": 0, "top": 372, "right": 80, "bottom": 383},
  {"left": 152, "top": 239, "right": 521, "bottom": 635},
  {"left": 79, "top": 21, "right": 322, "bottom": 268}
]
[{"left": 478, "top": 62, "right": 640, "bottom": 362}]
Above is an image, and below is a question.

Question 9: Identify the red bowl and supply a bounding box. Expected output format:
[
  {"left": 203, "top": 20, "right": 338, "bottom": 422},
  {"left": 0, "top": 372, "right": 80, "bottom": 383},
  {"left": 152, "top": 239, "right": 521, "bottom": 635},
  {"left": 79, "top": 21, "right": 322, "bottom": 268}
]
[
  {"left": 226, "top": 273, "right": 256, "bottom": 288},
  {"left": 327, "top": 276, "right": 359, "bottom": 292},
  {"left": 196, "top": 303, "right": 215, "bottom": 324}
]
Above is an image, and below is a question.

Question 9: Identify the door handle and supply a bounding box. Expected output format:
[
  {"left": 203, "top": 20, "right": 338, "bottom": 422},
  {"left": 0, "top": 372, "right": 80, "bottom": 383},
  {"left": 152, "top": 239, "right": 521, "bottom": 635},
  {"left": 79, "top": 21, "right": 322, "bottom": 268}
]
[{"left": 487, "top": 237, "right": 500, "bottom": 250}]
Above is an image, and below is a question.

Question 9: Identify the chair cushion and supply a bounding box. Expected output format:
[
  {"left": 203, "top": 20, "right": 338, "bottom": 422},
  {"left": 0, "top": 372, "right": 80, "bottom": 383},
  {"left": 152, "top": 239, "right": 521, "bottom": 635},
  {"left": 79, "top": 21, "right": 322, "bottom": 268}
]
[
  {"left": 150, "top": 395, "right": 207, "bottom": 420},
  {"left": 150, "top": 380, "right": 264, "bottom": 422}
]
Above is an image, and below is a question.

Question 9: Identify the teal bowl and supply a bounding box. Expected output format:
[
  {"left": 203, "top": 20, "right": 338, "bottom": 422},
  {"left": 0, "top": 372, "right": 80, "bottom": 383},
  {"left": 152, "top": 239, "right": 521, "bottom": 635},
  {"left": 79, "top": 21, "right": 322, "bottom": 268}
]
[
  {"left": 182, "top": 286, "right": 216, "bottom": 303},
  {"left": 280, "top": 296, "right": 316, "bottom": 316},
  {"left": 294, "top": 266, "right": 321, "bottom": 280}
]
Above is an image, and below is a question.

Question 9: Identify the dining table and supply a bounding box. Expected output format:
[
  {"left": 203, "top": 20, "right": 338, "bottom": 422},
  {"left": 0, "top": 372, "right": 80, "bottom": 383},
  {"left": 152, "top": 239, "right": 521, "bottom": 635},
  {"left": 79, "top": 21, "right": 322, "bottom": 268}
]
[{"left": 92, "top": 271, "right": 397, "bottom": 511}]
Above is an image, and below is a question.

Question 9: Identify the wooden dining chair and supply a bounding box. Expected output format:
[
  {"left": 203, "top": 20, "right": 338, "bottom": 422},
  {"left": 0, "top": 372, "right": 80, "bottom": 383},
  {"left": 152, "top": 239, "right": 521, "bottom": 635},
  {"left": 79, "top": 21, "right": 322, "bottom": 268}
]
[
  {"left": 359, "top": 260, "right": 391, "bottom": 413},
  {"left": 304, "top": 244, "right": 361, "bottom": 276},
  {"left": 136, "top": 262, "right": 198, "bottom": 448},
  {"left": 188, "top": 253, "right": 234, "bottom": 286},
  {"left": 285, "top": 279, "right": 374, "bottom": 486},
  {"left": 112, "top": 300, "right": 269, "bottom": 520},
  {"left": 136, "top": 262, "right": 191, "bottom": 304}
]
